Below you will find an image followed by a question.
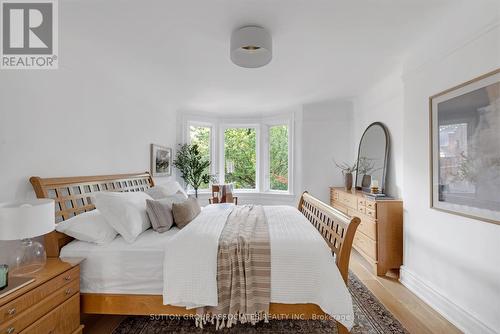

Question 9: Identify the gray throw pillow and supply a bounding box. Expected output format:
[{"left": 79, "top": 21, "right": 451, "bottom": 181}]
[
  {"left": 172, "top": 196, "right": 201, "bottom": 229},
  {"left": 146, "top": 199, "right": 175, "bottom": 233}
]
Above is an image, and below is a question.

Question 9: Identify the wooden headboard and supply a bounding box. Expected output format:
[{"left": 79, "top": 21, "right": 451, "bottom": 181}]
[
  {"left": 30, "top": 172, "right": 154, "bottom": 257},
  {"left": 298, "top": 192, "right": 360, "bottom": 283}
]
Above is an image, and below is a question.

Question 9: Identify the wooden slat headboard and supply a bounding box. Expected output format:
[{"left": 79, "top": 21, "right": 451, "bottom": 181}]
[
  {"left": 30, "top": 172, "right": 154, "bottom": 257},
  {"left": 298, "top": 192, "right": 360, "bottom": 283}
]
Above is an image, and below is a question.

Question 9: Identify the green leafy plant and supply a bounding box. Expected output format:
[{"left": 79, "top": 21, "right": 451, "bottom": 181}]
[{"left": 173, "top": 143, "right": 211, "bottom": 198}]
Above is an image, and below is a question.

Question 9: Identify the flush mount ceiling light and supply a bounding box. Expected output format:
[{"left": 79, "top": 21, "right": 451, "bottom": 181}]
[{"left": 230, "top": 26, "right": 272, "bottom": 68}]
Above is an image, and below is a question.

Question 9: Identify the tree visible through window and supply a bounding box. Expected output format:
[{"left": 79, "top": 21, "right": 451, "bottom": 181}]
[
  {"left": 224, "top": 128, "right": 257, "bottom": 189},
  {"left": 269, "top": 125, "right": 289, "bottom": 191},
  {"left": 189, "top": 125, "right": 211, "bottom": 189}
]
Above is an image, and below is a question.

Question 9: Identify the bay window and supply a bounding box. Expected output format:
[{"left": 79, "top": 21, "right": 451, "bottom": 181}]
[{"left": 183, "top": 115, "right": 293, "bottom": 195}]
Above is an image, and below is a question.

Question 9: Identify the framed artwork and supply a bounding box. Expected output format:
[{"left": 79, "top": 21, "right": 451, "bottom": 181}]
[
  {"left": 150, "top": 144, "right": 172, "bottom": 177},
  {"left": 430, "top": 69, "right": 500, "bottom": 224}
]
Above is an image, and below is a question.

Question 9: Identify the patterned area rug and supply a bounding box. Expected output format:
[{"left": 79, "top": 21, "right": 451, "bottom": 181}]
[{"left": 112, "top": 273, "right": 408, "bottom": 333}]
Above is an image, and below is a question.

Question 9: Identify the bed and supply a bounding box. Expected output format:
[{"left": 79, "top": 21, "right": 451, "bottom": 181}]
[{"left": 30, "top": 172, "right": 360, "bottom": 333}]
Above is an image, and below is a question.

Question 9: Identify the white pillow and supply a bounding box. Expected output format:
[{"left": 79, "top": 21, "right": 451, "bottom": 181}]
[
  {"left": 56, "top": 210, "right": 117, "bottom": 245},
  {"left": 145, "top": 181, "right": 188, "bottom": 200},
  {"left": 94, "top": 191, "right": 153, "bottom": 243}
]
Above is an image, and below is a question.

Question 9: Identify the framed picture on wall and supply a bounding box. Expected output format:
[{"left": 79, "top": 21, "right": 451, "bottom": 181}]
[
  {"left": 150, "top": 144, "right": 172, "bottom": 177},
  {"left": 430, "top": 68, "right": 500, "bottom": 224}
]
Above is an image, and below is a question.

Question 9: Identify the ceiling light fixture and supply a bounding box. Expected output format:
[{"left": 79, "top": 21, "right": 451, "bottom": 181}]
[{"left": 230, "top": 26, "right": 272, "bottom": 68}]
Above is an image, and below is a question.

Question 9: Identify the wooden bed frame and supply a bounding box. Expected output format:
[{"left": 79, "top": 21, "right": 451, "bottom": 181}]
[{"left": 30, "top": 172, "right": 360, "bottom": 333}]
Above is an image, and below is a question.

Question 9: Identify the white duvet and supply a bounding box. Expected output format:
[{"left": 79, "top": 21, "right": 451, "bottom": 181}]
[{"left": 163, "top": 204, "right": 354, "bottom": 329}]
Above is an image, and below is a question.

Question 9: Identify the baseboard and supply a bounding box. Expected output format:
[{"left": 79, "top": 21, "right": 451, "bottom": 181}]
[{"left": 399, "top": 266, "right": 496, "bottom": 334}]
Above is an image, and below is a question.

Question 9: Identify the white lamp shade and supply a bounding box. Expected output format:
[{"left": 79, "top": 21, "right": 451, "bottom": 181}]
[
  {"left": 0, "top": 199, "right": 55, "bottom": 240},
  {"left": 231, "top": 26, "right": 272, "bottom": 68}
]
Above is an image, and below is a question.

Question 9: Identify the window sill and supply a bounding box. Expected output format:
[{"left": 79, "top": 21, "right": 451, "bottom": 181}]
[{"left": 187, "top": 190, "right": 295, "bottom": 198}]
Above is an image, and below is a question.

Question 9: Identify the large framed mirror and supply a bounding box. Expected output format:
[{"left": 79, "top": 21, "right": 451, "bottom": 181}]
[{"left": 355, "top": 122, "right": 390, "bottom": 193}]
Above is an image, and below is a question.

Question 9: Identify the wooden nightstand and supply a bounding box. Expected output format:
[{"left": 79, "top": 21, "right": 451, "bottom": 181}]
[{"left": 0, "top": 258, "right": 84, "bottom": 334}]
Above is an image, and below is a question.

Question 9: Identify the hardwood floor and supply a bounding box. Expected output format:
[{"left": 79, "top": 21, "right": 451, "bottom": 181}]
[
  {"left": 349, "top": 250, "right": 462, "bottom": 334},
  {"left": 82, "top": 250, "right": 461, "bottom": 333}
]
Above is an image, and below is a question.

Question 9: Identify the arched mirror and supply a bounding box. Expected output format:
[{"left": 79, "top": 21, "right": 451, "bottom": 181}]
[{"left": 355, "top": 122, "right": 390, "bottom": 193}]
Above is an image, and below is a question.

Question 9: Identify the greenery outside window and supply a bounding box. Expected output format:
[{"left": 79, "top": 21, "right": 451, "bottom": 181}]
[
  {"left": 223, "top": 127, "right": 257, "bottom": 190},
  {"left": 269, "top": 125, "right": 289, "bottom": 191},
  {"left": 188, "top": 125, "right": 211, "bottom": 190}
]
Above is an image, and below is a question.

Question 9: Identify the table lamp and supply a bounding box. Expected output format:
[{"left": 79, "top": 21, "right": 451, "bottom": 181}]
[{"left": 0, "top": 199, "right": 55, "bottom": 276}]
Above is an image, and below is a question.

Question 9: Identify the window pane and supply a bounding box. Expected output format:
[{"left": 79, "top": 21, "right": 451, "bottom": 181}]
[
  {"left": 189, "top": 125, "right": 211, "bottom": 189},
  {"left": 224, "top": 128, "right": 256, "bottom": 189},
  {"left": 269, "top": 125, "right": 289, "bottom": 191}
]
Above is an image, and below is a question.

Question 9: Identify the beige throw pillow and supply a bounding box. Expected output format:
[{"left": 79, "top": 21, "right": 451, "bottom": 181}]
[
  {"left": 146, "top": 199, "right": 175, "bottom": 233},
  {"left": 172, "top": 196, "right": 201, "bottom": 229}
]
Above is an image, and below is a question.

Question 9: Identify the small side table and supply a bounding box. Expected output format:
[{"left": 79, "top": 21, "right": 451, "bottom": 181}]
[{"left": 0, "top": 257, "right": 84, "bottom": 334}]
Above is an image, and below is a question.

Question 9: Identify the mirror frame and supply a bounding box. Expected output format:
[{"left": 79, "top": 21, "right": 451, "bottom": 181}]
[{"left": 355, "top": 122, "right": 390, "bottom": 193}]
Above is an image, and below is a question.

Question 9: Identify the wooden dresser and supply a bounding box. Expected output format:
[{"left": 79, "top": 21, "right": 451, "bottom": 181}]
[
  {"left": 0, "top": 258, "right": 83, "bottom": 334},
  {"left": 330, "top": 187, "right": 403, "bottom": 276}
]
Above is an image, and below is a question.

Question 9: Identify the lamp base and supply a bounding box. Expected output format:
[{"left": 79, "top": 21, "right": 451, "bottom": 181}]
[{"left": 10, "top": 239, "right": 47, "bottom": 277}]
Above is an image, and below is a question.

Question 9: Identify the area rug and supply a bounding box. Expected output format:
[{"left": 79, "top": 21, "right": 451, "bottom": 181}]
[{"left": 112, "top": 273, "right": 408, "bottom": 333}]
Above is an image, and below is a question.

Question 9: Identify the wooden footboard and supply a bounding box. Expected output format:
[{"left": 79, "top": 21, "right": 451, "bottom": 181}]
[
  {"left": 298, "top": 192, "right": 360, "bottom": 283},
  {"left": 30, "top": 174, "right": 358, "bottom": 333}
]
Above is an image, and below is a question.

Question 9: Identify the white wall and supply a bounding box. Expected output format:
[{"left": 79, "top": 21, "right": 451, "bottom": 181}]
[
  {"left": 353, "top": 70, "right": 404, "bottom": 197},
  {"left": 301, "top": 100, "right": 354, "bottom": 203},
  {"left": 353, "top": 2, "right": 500, "bottom": 332},
  {"left": 353, "top": 71, "right": 404, "bottom": 198},
  {"left": 0, "top": 35, "right": 178, "bottom": 264},
  {"left": 401, "top": 5, "right": 500, "bottom": 332}
]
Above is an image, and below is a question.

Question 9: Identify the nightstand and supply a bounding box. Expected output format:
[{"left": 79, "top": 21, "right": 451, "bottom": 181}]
[{"left": 0, "top": 258, "right": 84, "bottom": 334}]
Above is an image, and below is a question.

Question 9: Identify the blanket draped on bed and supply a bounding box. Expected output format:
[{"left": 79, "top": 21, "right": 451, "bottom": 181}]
[{"left": 196, "top": 205, "right": 271, "bottom": 329}]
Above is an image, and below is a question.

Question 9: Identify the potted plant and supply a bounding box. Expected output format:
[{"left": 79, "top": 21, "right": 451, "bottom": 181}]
[
  {"left": 173, "top": 144, "right": 210, "bottom": 198},
  {"left": 357, "top": 157, "right": 375, "bottom": 188},
  {"left": 334, "top": 160, "right": 357, "bottom": 191}
]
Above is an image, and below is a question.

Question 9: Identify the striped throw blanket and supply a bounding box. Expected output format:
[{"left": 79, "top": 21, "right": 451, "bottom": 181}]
[{"left": 196, "top": 205, "right": 271, "bottom": 329}]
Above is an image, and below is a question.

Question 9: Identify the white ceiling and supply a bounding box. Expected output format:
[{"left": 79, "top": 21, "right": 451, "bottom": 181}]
[{"left": 63, "top": 0, "right": 457, "bottom": 114}]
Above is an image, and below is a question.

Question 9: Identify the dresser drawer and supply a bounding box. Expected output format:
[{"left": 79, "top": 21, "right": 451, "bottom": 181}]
[
  {"left": 357, "top": 205, "right": 366, "bottom": 215},
  {"left": 347, "top": 208, "right": 377, "bottom": 240},
  {"left": 357, "top": 198, "right": 366, "bottom": 207},
  {"left": 1, "top": 280, "right": 79, "bottom": 334},
  {"left": 366, "top": 207, "right": 377, "bottom": 219},
  {"left": 338, "top": 192, "right": 357, "bottom": 209},
  {"left": 366, "top": 200, "right": 377, "bottom": 210},
  {"left": 0, "top": 267, "right": 79, "bottom": 324},
  {"left": 354, "top": 231, "right": 377, "bottom": 261},
  {"left": 358, "top": 216, "right": 377, "bottom": 240},
  {"left": 331, "top": 189, "right": 340, "bottom": 201},
  {"left": 19, "top": 294, "right": 80, "bottom": 334}
]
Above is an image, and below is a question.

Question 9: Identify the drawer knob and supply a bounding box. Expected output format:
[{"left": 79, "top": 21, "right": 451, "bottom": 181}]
[
  {"left": 6, "top": 308, "right": 16, "bottom": 316},
  {"left": 65, "top": 288, "right": 72, "bottom": 295},
  {"left": 6, "top": 327, "right": 15, "bottom": 334},
  {"left": 64, "top": 275, "right": 71, "bottom": 281}
]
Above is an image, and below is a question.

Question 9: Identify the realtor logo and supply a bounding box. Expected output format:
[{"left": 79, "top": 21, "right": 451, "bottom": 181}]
[{"left": 1, "top": 0, "right": 58, "bottom": 69}]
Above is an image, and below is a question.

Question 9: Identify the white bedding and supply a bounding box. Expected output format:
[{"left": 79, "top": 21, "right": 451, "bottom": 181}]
[
  {"left": 163, "top": 204, "right": 354, "bottom": 329},
  {"left": 60, "top": 228, "right": 180, "bottom": 294},
  {"left": 61, "top": 204, "right": 354, "bottom": 329}
]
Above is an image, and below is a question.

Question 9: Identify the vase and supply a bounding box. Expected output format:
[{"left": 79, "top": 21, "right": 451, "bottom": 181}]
[
  {"left": 344, "top": 173, "right": 353, "bottom": 191},
  {"left": 362, "top": 174, "right": 371, "bottom": 188}
]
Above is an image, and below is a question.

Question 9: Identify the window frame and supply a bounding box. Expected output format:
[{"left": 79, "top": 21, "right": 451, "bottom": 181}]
[{"left": 181, "top": 113, "right": 294, "bottom": 196}]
